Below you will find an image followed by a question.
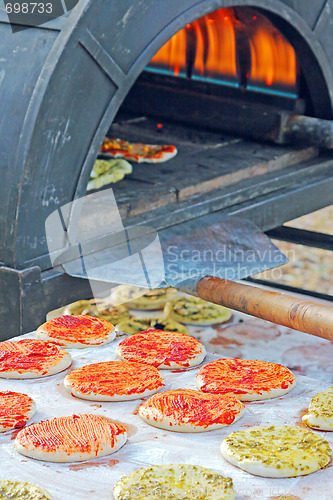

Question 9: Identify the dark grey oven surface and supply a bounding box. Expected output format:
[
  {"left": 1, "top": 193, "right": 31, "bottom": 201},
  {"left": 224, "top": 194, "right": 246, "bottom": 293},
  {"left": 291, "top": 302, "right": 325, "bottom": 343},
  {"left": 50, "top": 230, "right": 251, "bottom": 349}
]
[{"left": 1, "top": 0, "right": 333, "bottom": 336}]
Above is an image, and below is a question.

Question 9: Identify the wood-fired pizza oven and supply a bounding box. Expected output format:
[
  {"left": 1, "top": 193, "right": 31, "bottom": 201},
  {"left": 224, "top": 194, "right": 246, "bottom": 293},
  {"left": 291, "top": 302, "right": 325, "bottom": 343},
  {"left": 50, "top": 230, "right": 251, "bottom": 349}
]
[{"left": 1, "top": 0, "right": 333, "bottom": 337}]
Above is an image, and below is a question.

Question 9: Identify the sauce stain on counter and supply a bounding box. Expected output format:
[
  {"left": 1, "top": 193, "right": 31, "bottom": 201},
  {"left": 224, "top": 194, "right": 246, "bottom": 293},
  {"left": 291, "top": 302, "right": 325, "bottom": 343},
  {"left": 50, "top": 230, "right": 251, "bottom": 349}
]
[
  {"left": 90, "top": 404, "right": 102, "bottom": 408},
  {"left": 221, "top": 319, "right": 281, "bottom": 342},
  {"left": 209, "top": 336, "right": 242, "bottom": 347},
  {"left": 69, "top": 458, "right": 119, "bottom": 471},
  {"left": 295, "top": 408, "right": 309, "bottom": 430}
]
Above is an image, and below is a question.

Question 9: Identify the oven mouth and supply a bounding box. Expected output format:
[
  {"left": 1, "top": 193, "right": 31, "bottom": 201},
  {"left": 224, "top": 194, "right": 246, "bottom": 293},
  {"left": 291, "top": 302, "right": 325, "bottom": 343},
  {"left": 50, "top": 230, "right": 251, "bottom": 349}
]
[
  {"left": 146, "top": 6, "right": 299, "bottom": 101},
  {"left": 88, "top": 5, "right": 333, "bottom": 225}
]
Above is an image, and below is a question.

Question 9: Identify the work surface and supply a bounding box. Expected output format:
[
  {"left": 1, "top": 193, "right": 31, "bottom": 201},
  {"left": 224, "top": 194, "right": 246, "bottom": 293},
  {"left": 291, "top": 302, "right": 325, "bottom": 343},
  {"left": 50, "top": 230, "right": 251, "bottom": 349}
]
[{"left": 1, "top": 308, "right": 333, "bottom": 500}]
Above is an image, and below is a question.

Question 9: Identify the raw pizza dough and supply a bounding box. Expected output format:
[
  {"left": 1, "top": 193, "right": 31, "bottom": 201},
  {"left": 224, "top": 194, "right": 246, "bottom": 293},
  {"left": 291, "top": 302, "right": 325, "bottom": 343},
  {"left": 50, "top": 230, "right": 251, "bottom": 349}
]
[
  {"left": 0, "top": 480, "right": 53, "bottom": 499},
  {"left": 100, "top": 137, "right": 177, "bottom": 163},
  {"left": 302, "top": 387, "right": 333, "bottom": 430},
  {"left": 138, "top": 389, "right": 244, "bottom": 432},
  {"left": 15, "top": 414, "right": 127, "bottom": 463},
  {"left": 221, "top": 425, "right": 331, "bottom": 478},
  {"left": 115, "top": 330, "right": 206, "bottom": 369},
  {"left": 0, "top": 391, "right": 36, "bottom": 432},
  {"left": 197, "top": 358, "right": 296, "bottom": 401},
  {"left": 113, "top": 464, "right": 235, "bottom": 500},
  {"left": 64, "top": 361, "right": 164, "bottom": 401},
  {"left": 0, "top": 339, "right": 71, "bottom": 379},
  {"left": 64, "top": 299, "right": 130, "bottom": 325},
  {"left": 111, "top": 285, "right": 178, "bottom": 309},
  {"left": 164, "top": 296, "right": 232, "bottom": 325},
  {"left": 115, "top": 316, "right": 189, "bottom": 336},
  {"left": 36, "top": 315, "right": 116, "bottom": 348}
]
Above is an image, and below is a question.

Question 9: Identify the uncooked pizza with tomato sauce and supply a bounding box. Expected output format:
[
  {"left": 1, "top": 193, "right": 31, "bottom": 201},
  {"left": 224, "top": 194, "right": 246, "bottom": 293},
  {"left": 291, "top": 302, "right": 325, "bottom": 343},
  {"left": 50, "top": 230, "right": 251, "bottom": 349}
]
[
  {"left": 36, "top": 314, "right": 116, "bottom": 349},
  {"left": 115, "top": 330, "right": 206, "bottom": 369},
  {"left": 0, "top": 391, "right": 36, "bottom": 432},
  {"left": 64, "top": 361, "right": 164, "bottom": 401},
  {"left": 197, "top": 358, "right": 296, "bottom": 401},
  {"left": 0, "top": 339, "right": 71, "bottom": 379},
  {"left": 138, "top": 389, "right": 244, "bottom": 432},
  {"left": 15, "top": 414, "right": 127, "bottom": 463}
]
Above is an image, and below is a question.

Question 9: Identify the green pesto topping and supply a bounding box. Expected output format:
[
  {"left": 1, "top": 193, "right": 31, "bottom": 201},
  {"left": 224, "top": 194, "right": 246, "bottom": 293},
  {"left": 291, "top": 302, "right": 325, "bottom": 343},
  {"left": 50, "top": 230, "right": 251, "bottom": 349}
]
[
  {"left": 0, "top": 481, "right": 53, "bottom": 500},
  {"left": 222, "top": 425, "right": 331, "bottom": 474},
  {"left": 164, "top": 297, "right": 232, "bottom": 323},
  {"left": 114, "top": 464, "right": 235, "bottom": 500}
]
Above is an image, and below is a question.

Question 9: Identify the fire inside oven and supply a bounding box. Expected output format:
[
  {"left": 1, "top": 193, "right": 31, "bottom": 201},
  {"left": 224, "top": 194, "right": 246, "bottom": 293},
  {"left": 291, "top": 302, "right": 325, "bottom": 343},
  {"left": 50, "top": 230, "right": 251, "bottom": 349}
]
[
  {"left": 116, "top": 4, "right": 315, "bottom": 130},
  {"left": 92, "top": 6, "right": 318, "bottom": 199},
  {"left": 147, "top": 7, "right": 299, "bottom": 99}
]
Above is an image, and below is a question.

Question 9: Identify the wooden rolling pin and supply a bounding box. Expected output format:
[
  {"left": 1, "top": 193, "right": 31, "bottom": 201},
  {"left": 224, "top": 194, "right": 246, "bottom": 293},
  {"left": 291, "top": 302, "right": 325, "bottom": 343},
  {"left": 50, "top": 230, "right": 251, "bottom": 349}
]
[{"left": 197, "top": 276, "right": 333, "bottom": 341}]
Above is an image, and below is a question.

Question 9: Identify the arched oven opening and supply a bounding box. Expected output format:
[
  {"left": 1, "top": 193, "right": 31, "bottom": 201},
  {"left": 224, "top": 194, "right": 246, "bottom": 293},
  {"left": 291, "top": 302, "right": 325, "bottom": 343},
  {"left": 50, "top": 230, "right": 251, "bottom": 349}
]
[
  {"left": 120, "top": 6, "right": 329, "bottom": 123},
  {"left": 90, "top": 6, "right": 332, "bottom": 222}
]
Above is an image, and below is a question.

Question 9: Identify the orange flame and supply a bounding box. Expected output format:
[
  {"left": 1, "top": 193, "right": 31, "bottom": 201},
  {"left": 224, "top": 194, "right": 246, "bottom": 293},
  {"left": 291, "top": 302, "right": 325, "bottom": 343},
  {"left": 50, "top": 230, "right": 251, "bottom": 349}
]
[
  {"left": 196, "top": 9, "right": 237, "bottom": 80},
  {"left": 148, "top": 7, "right": 298, "bottom": 94},
  {"left": 248, "top": 26, "right": 297, "bottom": 89},
  {"left": 150, "top": 27, "right": 187, "bottom": 75}
]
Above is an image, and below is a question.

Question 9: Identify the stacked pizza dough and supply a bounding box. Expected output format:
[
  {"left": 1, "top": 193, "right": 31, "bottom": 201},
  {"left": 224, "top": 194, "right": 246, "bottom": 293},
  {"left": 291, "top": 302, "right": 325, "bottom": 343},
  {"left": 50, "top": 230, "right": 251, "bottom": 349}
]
[{"left": 0, "top": 287, "right": 332, "bottom": 499}]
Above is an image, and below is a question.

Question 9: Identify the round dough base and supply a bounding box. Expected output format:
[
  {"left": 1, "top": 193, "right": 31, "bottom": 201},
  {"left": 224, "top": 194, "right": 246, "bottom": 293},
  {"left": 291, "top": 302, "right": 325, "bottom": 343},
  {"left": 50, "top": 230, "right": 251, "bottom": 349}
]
[
  {"left": 221, "top": 425, "right": 331, "bottom": 478},
  {"left": 115, "top": 330, "right": 206, "bottom": 369},
  {"left": 0, "top": 391, "right": 36, "bottom": 432},
  {"left": 15, "top": 414, "right": 127, "bottom": 463},
  {"left": 0, "top": 340, "right": 72, "bottom": 379},
  {"left": 113, "top": 464, "right": 235, "bottom": 500},
  {"left": 36, "top": 315, "right": 116, "bottom": 349},
  {"left": 139, "top": 390, "right": 245, "bottom": 432},
  {"left": 303, "top": 387, "right": 333, "bottom": 430},
  {"left": 111, "top": 285, "right": 178, "bottom": 309},
  {"left": 64, "top": 300, "right": 130, "bottom": 325},
  {"left": 197, "top": 358, "right": 296, "bottom": 401},
  {"left": 0, "top": 481, "right": 53, "bottom": 500},
  {"left": 64, "top": 361, "right": 164, "bottom": 401},
  {"left": 115, "top": 317, "right": 189, "bottom": 336},
  {"left": 164, "top": 297, "right": 232, "bottom": 325}
]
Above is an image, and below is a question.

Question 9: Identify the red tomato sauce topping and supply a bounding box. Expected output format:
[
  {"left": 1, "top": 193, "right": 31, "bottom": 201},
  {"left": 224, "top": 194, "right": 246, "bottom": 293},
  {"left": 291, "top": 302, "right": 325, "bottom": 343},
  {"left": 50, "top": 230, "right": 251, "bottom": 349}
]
[
  {"left": 0, "top": 391, "right": 35, "bottom": 430},
  {"left": 16, "top": 414, "right": 126, "bottom": 455},
  {"left": 65, "top": 361, "right": 164, "bottom": 396},
  {"left": 197, "top": 358, "right": 295, "bottom": 395},
  {"left": 139, "top": 389, "right": 244, "bottom": 428},
  {"left": 0, "top": 339, "right": 68, "bottom": 374},
  {"left": 100, "top": 138, "right": 176, "bottom": 161},
  {"left": 117, "top": 330, "right": 204, "bottom": 367},
  {"left": 37, "top": 315, "right": 113, "bottom": 345}
]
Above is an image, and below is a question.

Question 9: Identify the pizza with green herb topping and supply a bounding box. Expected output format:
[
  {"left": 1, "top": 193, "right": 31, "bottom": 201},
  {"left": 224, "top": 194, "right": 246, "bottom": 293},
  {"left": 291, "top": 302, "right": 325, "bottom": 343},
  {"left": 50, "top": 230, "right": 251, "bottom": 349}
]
[
  {"left": 164, "top": 296, "right": 232, "bottom": 325},
  {"left": 113, "top": 464, "right": 235, "bottom": 500},
  {"left": 115, "top": 316, "right": 188, "bottom": 335},
  {"left": 111, "top": 286, "right": 179, "bottom": 310},
  {"left": 302, "top": 387, "right": 333, "bottom": 431},
  {"left": 221, "top": 425, "right": 331, "bottom": 477}
]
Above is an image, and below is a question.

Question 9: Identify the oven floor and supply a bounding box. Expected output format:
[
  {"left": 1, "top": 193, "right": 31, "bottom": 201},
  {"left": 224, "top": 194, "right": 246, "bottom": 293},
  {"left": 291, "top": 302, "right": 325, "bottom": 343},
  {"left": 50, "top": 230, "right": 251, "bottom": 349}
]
[{"left": 101, "top": 113, "right": 318, "bottom": 219}]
